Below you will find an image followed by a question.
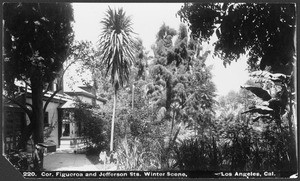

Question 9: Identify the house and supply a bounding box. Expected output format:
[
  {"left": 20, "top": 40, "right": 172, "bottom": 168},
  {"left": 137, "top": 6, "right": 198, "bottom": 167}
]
[
  {"left": 57, "top": 86, "right": 106, "bottom": 150},
  {"left": 3, "top": 84, "right": 106, "bottom": 153}
]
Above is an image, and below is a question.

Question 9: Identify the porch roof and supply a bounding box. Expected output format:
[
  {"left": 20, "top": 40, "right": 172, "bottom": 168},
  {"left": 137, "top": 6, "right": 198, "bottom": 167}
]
[
  {"left": 64, "top": 86, "right": 107, "bottom": 103},
  {"left": 59, "top": 99, "right": 77, "bottom": 109}
]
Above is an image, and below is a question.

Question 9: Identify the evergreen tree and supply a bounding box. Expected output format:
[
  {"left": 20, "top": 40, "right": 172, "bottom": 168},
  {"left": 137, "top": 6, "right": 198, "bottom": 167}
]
[{"left": 147, "top": 23, "right": 217, "bottom": 168}]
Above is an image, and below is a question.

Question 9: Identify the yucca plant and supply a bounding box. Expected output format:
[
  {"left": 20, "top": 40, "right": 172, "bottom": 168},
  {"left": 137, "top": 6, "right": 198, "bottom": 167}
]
[
  {"left": 98, "top": 7, "right": 136, "bottom": 152},
  {"left": 116, "top": 137, "right": 162, "bottom": 171},
  {"left": 117, "top": 138, "right": 139, "bottom": 170}
]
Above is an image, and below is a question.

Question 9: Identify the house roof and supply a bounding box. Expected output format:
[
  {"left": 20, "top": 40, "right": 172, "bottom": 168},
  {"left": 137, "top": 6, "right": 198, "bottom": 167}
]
[
  {"left": 5, "top": 85, "right": 107, "bottom": 110},
  {"left": 25, "top": 88, "right": 72, "bottom": 103},
  {"left": 4, "top": 88, "right": 72, "bottom": 110},
  {"left": 64, "top": 86, "right": 94, "bottom": 98},
  {"left": 64, "top": 86, "right": 107, "bottom": 103}
]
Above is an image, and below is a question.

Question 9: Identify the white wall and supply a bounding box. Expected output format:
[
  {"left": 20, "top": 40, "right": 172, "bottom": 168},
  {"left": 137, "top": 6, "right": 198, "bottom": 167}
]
[
  {"left": 25, "top": 98, "right": 60, "bottom": 145},
  {"left": 44, "top": 101, "right": 60, "bottom": 145}
]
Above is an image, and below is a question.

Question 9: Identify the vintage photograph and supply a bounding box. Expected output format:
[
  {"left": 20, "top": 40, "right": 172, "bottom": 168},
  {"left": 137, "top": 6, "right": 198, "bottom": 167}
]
[{"left": 2, "top": 2, "right": 298, "bottom": 179}]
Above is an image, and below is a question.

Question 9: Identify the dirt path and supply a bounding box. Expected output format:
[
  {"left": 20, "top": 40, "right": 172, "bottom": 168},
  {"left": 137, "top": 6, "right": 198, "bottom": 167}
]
[{"left": 44, "top": 153, "right": 98, "bottom": 171}]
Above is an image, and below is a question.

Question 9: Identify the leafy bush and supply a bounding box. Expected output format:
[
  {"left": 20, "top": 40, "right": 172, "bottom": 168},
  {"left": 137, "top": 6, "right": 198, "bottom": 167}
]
[
  {"left": 73, "top": 101, "right": 110, "bottom": 153},
  {"left": 240, "top": 71, "right": 297, "bottom": 172}
]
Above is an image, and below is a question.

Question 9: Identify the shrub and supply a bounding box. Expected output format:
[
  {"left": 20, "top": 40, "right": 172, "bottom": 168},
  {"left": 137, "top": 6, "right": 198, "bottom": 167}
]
[
  {"left": 74, "top": 101, "right": 110, "bottom": 153},
  {"left": 5, "top": 149, "right": 36, "bottom": 171},
  {"left": 173, "top": 138, "right": 219, "bottom": 171},
  {"left": 116, "top": 137, "right": 162, "bottom": 171}
]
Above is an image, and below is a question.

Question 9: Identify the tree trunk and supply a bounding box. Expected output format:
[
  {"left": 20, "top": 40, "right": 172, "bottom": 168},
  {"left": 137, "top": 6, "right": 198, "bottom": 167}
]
[
  {"left": 110, "top": 91, "right": 117, "bottom": 152},
  {"left": 30, "top": 72, "right": 44, "bottom": 170},
  {"left": 170, "top": 111, "right": 176, "bottom": 141}
]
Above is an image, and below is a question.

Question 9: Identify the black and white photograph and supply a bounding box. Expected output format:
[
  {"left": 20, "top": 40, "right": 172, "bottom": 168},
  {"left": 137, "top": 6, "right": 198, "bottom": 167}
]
[{"left": 1, "top": 2, "right": 298, "bottom": 179}]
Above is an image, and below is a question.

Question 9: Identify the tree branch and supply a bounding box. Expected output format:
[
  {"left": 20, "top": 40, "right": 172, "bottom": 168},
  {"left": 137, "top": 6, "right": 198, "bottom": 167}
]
[
  {"left": 43, "top": 88, "right": 62, "bottom": 113},
  {"left": 62, "top": 58, "right": 79, "bottom": 76},
  {"left": 43, "top": 56, "right": 79, "bottom": 111},
  {"left": 4, "top": 96, "right": 33, "bottom": 119}
]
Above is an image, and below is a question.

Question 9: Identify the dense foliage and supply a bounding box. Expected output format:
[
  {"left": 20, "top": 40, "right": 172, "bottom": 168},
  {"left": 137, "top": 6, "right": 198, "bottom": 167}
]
[
  {"left": 4, "top": 3, "right": 74, "bottom": 91},
  {"left": 73, "top": 101, "right": 110, "bottom": 153},
  {"left": 106, "top": 23, "right": 218, "bottom": 170}
]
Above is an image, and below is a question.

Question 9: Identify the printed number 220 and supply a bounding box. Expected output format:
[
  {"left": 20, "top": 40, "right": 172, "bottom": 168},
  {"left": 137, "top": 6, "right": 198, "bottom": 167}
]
[{"left": 23, "top": 172, "right": 36, "bottom": 177}]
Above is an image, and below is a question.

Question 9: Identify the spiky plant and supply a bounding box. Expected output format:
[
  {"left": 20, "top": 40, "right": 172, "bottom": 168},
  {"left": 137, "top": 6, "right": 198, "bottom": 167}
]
[{"left": 98, "top": 7, "right": 136, "bottom": 151}]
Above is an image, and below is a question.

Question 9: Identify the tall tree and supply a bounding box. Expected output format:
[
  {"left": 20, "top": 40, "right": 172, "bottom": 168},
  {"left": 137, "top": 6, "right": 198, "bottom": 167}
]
[
  {"left": 98, "top": 7, "right": 136, "bottom": 152},
  {"left": 147, "top": 23, "right": 217, "bottom": 168},
  {"left": 3, "top": 3, "right": 74, "bottom": 170},
  {"left": 177, "top": 3, "right": 296, "bottom": 74}
]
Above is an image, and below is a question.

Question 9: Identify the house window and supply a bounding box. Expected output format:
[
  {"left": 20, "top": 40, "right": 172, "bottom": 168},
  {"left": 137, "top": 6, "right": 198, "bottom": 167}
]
[{"left": 44, "top": 112, "right": 49, "bottom": 127}]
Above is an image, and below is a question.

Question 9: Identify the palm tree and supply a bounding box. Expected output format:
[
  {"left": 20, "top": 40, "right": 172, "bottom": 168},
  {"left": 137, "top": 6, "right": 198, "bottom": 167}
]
[{"left": 98, "top": 7, "right": 136, "bottom": 151}]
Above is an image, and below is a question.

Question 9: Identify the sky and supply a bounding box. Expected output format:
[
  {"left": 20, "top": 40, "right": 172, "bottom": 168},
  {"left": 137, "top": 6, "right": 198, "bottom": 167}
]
[{"left": 67, "top": 3, "right": 250, "bottom": 96}]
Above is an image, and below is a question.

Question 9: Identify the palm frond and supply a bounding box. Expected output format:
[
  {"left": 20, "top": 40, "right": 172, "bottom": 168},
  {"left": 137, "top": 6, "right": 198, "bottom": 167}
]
[{"left": 99, "top": 7, "right": 136, "bottom": 92}]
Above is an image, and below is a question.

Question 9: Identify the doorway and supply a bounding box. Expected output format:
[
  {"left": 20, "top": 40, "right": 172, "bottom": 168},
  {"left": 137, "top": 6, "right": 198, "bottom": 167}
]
[{"left": 62, "top": 123, "right": 70, "bottom": 137}]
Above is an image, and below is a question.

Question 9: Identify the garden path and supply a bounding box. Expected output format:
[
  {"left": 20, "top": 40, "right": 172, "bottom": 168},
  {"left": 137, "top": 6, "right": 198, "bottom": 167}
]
[{"left": 44, "top": 153, "right": 98, "bottom": 171}]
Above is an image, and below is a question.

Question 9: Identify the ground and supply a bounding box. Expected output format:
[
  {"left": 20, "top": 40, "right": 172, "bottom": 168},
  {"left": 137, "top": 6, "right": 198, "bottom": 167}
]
[{"left": 44, "top": 152, "right": 117, "bottom": 171}]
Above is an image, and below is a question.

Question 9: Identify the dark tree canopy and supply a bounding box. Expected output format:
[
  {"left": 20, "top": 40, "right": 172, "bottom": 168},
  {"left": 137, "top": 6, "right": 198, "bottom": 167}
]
[
  {"left": 3, "top": 3, "right": 74, "bottom": 93},
  {"left": 3, "top": 3, "right": 74, "bottom": 169},
  {"left": 177, "top": 3, "right": 296, "bottom": 74}
]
